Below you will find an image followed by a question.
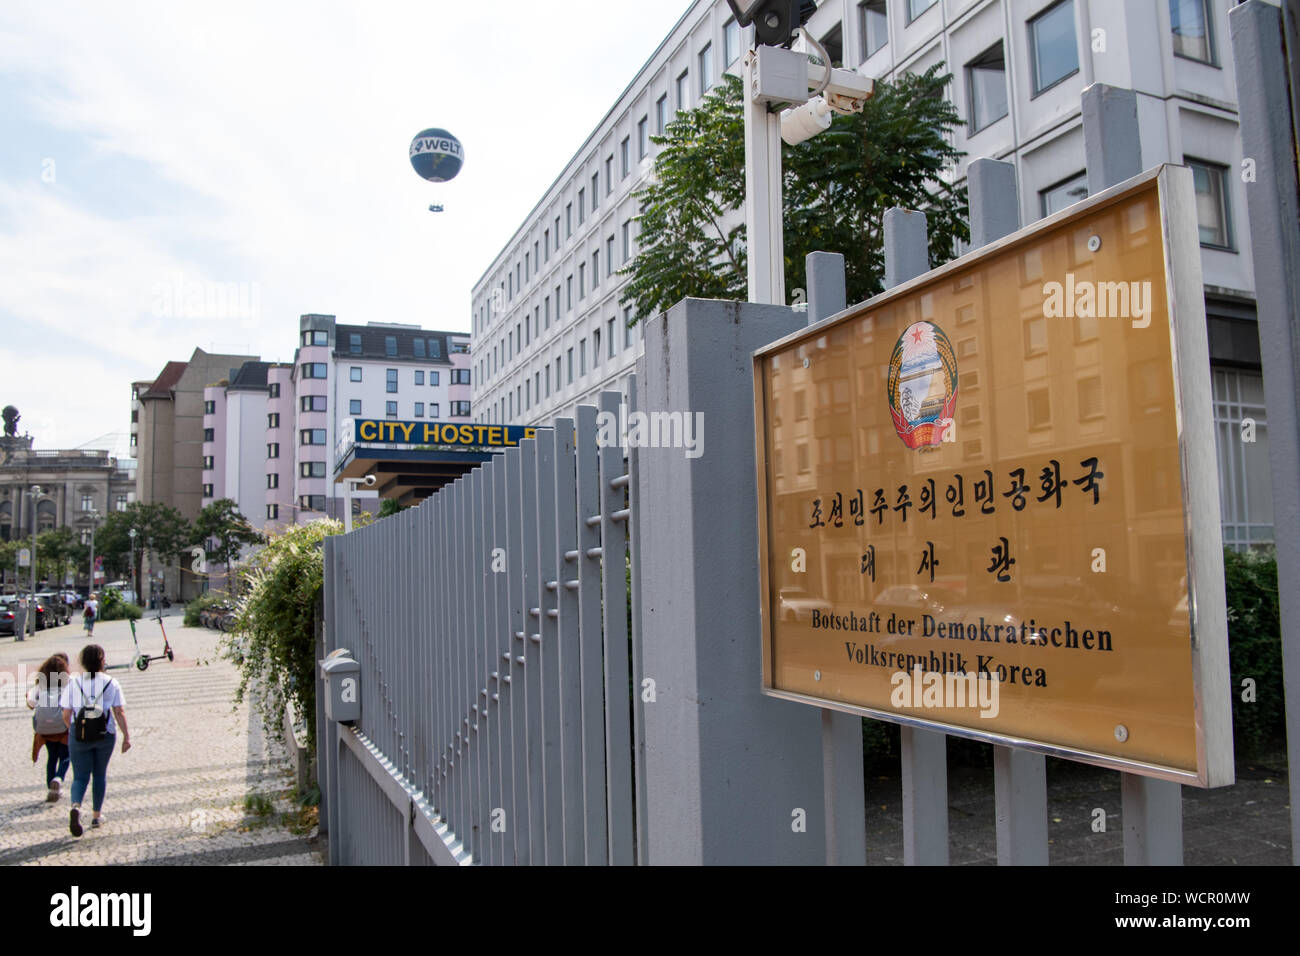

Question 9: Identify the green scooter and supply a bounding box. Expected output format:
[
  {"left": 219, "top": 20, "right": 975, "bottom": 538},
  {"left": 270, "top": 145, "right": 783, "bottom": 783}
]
[{"left": 127, "top": 613, "right": 176, "bottom": 671}]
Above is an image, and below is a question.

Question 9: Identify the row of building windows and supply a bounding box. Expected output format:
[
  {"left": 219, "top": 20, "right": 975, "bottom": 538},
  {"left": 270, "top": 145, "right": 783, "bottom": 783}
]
[
  {"left": 307, "top": 364, "right": 473, "bottom": 386},
  {"left": 855, "top": 0, "right": 1216, "bottom": 103},
  {"left": 475, "top": 16, "right": 744, "bottom": 338},
  {"left": 342, "top": 367, "right": 470, "bottom": 387},
  {"left": 479, "top": 220, "right": 638, "bottom": 388},
  {"left": 339, "top": 399, "right": 472, "bottom": 419},
  {"left": 483, "top": 306, "right": 641, "bottom": 424},
  {"left": 300, "top": 329, "right": 460, "bottom": 358}
]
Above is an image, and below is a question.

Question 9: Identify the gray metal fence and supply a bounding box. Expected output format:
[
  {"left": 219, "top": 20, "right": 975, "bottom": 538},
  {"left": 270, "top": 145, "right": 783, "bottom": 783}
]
[
  {"left": 318, "top": 39, "right": 1298, "bottom": 865},
  {"left": 321, "top": 390, "right": 637, "bottom": 865}
]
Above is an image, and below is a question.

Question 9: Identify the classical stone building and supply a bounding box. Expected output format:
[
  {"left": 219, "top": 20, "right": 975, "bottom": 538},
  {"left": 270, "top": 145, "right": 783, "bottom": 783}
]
[{"left": 0, "top": 431, "right": 135, "bottom": 588}]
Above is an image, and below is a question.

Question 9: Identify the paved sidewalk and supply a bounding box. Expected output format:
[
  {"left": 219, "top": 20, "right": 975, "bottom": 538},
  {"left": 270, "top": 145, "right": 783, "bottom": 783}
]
[{"left": 0, "top": 614, "right": 322, "bottom": 866}]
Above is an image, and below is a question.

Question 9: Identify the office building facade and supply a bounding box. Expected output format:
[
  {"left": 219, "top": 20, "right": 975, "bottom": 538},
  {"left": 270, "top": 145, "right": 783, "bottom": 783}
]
[{"left": 471, "top": 0, "right": 1271, "bottom": 545}]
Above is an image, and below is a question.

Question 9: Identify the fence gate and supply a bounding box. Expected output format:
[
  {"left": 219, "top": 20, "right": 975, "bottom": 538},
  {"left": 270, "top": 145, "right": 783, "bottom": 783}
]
[{"left": 321, "top": 390, "right": 637, "bottom": 865}]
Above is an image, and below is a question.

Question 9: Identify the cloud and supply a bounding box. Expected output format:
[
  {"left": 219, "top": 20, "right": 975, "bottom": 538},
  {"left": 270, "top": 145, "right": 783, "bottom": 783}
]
[{"left": 0, "top": 1, "right": 693, "bottom": 449}]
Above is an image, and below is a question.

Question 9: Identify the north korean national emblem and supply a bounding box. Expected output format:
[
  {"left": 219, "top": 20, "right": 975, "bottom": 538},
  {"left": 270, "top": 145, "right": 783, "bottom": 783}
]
[{"left": 887, "top": 321, "right": 959, "bottom": 449}]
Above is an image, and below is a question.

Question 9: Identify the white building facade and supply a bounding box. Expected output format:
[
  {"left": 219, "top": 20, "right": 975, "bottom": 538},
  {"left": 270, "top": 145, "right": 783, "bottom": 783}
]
[
  {"left": 202, "top": 315, "right": 473, "bottom": 529},
  {"left": 471, "top": 0, "right": 1273, "bottom": 546}
]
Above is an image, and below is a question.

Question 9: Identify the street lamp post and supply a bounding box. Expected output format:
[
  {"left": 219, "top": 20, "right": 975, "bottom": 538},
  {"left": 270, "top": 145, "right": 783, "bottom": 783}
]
[
  {"left": 128, "top": 528, "right": 138, "bottom": 605},
  {"left": 29, "top": 484, "right": 41, "bottom": 638},
  {"left": 86, "top": 509, "right": 100, "bottom": 598}
]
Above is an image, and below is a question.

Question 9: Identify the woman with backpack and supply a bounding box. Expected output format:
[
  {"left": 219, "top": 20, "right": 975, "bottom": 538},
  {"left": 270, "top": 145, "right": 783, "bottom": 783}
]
[
  {"left": 82, "top": 593, "right": 98, "bottom": 636},
  {"left": 59, "top": 644, "right": 131, "bottom": 836},
  {"left": 26, "top": 653, "right": 71, "bottom": 802}
]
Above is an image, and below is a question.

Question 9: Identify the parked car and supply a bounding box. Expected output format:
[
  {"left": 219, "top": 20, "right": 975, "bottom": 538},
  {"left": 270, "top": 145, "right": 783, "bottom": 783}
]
[
  {"left": 0, "top": 599, "right": 17, "bottom": 635},
  {"left": 35, "top": 592, "right": 71, "bottom": 627},
  {"left": 0, "top": 596, "right": 49, "bottom": 632},
  {"left": 19, "top": 594, "right": 51, "bottom": 630},
  {"left": 104, "top": 581, "right": 138, "bottom": 606}
]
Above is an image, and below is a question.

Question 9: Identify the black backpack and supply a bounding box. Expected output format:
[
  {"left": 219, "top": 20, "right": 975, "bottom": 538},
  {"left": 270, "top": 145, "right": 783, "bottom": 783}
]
[{"left": 73, "top": 676, "right": 109, "bottom": 743}]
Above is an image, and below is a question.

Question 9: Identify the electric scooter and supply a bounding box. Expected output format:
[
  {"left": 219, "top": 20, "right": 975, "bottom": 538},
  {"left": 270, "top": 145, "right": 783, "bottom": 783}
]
[{"left": 127, "top": 613, "right": 176, "bottom": 671}]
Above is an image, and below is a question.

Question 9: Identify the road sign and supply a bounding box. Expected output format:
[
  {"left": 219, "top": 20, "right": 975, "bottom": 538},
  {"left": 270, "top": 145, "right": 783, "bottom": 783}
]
[{"left": 753, "top": 166, "right": 1232, "bottom": 787}]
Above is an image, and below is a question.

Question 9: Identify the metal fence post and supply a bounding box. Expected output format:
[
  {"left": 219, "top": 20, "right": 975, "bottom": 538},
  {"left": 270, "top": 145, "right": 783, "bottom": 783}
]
[
  {"left": 638, "top": 298, "right": 825, "bottom": 865},
  {"left": 1082, "top": 83, "right": 1143, "bottom": 194},
  {"left": 574, "top": 406, "right": 609, "bottom": 864},
  {"left": 806, "top": 250, "right": 868, "bottom": 867},
  {"left": 503, "top": 449, "right": 529, "bottom": 863},
  {"left": 551, "top": 417, "right": 586, "bottom": 864},
  {"left": 967, "top": 158, "right": 1051, "bottom": 866},
  {"left": 883, "top": 207, "right": 951, "bottom": 866},
  {"left": 1081, "top": 81, "right": 1184, "bottom": 866},
  {"left": 1230, "top": 0, "right": 1300, "bottom": 864},
  {"left": 321, "top": 535, "right": 338, "bottom": 862},
  {"left": 597, "top": 389, "right": 636, "bottom": 864},
  {"left": 625, "top": 377, "right": 652, "bottom": 865}
]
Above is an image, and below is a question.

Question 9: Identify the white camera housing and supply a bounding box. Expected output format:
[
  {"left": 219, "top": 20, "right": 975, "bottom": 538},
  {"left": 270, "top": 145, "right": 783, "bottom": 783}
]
[
  {"left": 781, "top": 96, "right": 832, "bottom": 145},
  {"left": 750, "top": 44, "right": 874, "bottom": 110}
]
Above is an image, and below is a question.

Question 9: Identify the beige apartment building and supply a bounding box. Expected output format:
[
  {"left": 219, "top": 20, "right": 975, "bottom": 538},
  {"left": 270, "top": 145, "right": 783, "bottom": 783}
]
[{"left": 132, "top": 346, "right": 258, "bottom": 599}]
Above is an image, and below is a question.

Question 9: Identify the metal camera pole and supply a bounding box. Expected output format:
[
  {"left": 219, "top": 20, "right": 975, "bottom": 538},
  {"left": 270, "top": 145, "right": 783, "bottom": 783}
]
[
  {"left": 343, "top": 475, "right": 376, "bottom": 534},
  {"left": 739, "top": 27, "right": 871, "bottom": 865}
]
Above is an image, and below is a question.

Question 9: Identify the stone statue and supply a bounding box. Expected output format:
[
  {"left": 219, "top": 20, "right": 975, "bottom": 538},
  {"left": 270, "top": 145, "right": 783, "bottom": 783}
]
[{"left": 2, "top": 406, "right": 17, "bottom": 437}]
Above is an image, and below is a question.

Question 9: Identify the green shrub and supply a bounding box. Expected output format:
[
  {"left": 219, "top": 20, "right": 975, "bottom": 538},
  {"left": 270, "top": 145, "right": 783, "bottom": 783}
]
[
  {"left": 98, "top": 588, "right": 143, "bottom": 621},
  {"left": 184, "top": 590, "right": 230, "bottom": 628},
  {"left": 221, "top": 519, "right": 340, "bottom": 751},
  {"left": 1224, "top": 546, "right": 1283, "bottom": 759},
  {"left": 861, "top": 717, "right": 900, "bottom": 774}
]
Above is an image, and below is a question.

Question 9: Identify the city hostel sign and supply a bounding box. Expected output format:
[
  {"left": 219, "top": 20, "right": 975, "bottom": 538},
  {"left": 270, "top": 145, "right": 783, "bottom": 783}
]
[
  {"left": 353, "top": 419, "right": 538, "bottom": 450},
  {"left": 753, "top": 166, "right": 1233, "bottom": 786}
]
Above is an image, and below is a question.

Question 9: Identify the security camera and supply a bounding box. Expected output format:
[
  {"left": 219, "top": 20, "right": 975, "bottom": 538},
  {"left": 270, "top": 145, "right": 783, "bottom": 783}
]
[
  {"left": 781, "top": 96, "right": 832, "bottom": 145},
  {"left": 363, "top": 474, "right": 377, "bottom": 487},
  {"left": 726, "top": 0, "right": 816, "bottom": 48}
]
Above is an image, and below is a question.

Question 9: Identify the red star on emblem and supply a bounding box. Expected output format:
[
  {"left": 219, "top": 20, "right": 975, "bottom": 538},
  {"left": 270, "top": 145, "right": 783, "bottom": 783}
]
[{"left": 911, "top": 326, "right": 925, "bottom": 345}]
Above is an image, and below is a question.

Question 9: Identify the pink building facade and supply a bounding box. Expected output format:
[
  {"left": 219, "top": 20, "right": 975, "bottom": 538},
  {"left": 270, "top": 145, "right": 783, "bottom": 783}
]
[{"left": 202, "top": 315, "right": 472, "bottom": 530}]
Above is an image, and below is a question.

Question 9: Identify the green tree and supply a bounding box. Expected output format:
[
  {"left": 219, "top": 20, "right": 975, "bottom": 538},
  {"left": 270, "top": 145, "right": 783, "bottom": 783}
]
[
  {"left": 98, "top": 502, "right": 192, "bottom": 588},
  {"left": 377, "top": 499, "right": 408, "bottom": 518},
  {"left": 620, "top": 65, "right": 969, "bottom": 321},
  {"left": 193, "top": 498, "right": 263, "bottom": 574},
  {"left": 35, "top": 526, "right": 85, "bottom": 586},
  {"left": 0, "top": 538, "right": 20, "bottom": 587}
]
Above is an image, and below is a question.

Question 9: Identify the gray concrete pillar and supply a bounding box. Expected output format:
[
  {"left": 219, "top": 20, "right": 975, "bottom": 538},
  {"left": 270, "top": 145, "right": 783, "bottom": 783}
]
[{"left": 638, "top": 298, "right": 825, "bottom": 864}]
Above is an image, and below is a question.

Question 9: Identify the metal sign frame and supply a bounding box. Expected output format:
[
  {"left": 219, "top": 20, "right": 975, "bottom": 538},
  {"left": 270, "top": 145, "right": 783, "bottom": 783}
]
[{"left": 752, "top": 165, "right": 1234, "bottom": 787}]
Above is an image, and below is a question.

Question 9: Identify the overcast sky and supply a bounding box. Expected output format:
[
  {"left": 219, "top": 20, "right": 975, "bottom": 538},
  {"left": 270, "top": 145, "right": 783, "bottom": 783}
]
[{"left": 0, "top": 0, "right": 693, "bottom": 455}]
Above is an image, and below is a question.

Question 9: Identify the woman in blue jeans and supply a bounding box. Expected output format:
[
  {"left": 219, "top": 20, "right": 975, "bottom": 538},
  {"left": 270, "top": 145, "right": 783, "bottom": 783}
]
[
  {"left": 59, "top": 644, "right": 132, "bottom": 836},
  {"left": 27, "top": 653, "right": 71, "bottom": 801}
]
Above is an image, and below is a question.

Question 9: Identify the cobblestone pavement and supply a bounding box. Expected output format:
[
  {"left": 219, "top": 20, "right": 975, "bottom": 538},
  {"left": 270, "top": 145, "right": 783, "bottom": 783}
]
[{"left": 0, "top": 613, "right": 322, "bottom": 866}]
